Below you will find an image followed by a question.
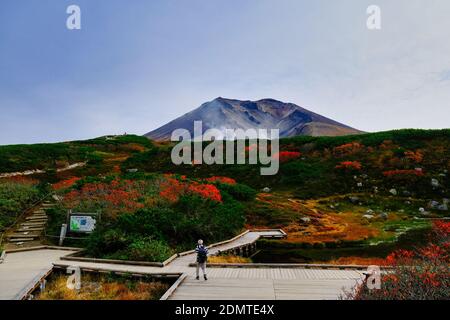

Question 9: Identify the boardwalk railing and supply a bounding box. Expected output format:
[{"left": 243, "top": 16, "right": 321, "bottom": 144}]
[
  {"left": 0, "top": 250, "right": 5, "bottom": 264},
  {"left": 59, "top": 229, "right": 287, "bottom": 267}
]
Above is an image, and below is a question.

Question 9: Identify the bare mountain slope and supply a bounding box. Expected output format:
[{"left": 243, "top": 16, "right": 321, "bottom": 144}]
[{"left": 145, "top": 98, "right": 363, "bottom": 140}]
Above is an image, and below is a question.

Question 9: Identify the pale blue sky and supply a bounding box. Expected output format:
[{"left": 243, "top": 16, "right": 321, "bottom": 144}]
[{"left": 1, "top": 0, "right": 450, "bottom": 144}]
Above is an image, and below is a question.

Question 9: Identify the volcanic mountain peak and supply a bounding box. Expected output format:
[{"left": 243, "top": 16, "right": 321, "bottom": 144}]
[{"left": 145, "top": 98, "right": 363, "bottom": 141}]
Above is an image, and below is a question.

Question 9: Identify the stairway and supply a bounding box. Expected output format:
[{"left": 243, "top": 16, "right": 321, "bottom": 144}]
[{"left": 5, "top": 200, "right": 55, "bottom": 247}]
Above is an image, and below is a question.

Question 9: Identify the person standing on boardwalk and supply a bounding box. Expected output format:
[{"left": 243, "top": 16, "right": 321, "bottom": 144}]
[{"left": 195, "top": 239, "right": 208, "bottom": 280}]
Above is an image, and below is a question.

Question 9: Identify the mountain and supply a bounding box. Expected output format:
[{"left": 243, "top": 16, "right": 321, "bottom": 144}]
[{"left": 145, "top": 97, "right": 363, "bottom": 140}]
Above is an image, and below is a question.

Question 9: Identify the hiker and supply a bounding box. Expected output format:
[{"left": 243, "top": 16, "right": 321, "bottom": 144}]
[{"left": 195, "top": 239, "right": 208, "bottom": 280}]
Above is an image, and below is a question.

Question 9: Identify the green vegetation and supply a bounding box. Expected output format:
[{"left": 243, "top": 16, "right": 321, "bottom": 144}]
[
  {"left": 0, "top": 179, "right": 44, "bottom": 231},
  {"left": 1, "top": 128, "right": 449, "bottom": 263}
]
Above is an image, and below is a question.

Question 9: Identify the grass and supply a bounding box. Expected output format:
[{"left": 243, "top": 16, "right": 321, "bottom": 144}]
[
  {"left": 35, "top": 273, "right": 170, "bottom": 300},
  {"left": 208, "top": 255, "right": 252, "bottom": 263}
]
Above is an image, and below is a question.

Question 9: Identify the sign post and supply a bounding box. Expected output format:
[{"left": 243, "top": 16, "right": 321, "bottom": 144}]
[{"left": 59, "top": 223, "right": 67, "bottom": 246}]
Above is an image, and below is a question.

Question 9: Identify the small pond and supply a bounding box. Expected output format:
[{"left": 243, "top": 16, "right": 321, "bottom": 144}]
[{"left": 252, "top": 227, "right": 432, "bottom": 264}]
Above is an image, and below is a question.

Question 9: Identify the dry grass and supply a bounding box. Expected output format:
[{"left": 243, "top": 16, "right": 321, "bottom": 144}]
[
  {"left": 208, "top": 255, "right": 252, "bottom": 263},
  {"left": 248, "top": 192, "right": 380, "bottom": 244},
  {"left": 36, "top": 274, "right": 170, "bottom": 300},
  {"left": 318, "top": 256, "right": 387, "bottom": 266}
]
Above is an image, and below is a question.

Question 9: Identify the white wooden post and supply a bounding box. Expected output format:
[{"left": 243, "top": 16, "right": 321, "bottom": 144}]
[{"left": 59, "top": 224, "right": 67, "bottom": 246}]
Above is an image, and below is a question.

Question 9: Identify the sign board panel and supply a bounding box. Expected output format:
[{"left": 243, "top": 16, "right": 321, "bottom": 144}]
[{"left": 69, "top": 214, "right": 97, "bottom": 233}]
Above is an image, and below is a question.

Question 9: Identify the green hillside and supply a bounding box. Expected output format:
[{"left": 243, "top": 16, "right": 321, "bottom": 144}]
[{"left": 1, "top": 129, "right": 449, "bottom": 263}]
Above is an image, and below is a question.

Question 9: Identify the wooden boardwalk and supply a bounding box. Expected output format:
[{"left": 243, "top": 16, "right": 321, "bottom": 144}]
[
  {"left": 0, "top": 230, "right": 364, "bottom": 300},
  {"left": 0, "top": 249, "right": 74, "bottom": 300}
]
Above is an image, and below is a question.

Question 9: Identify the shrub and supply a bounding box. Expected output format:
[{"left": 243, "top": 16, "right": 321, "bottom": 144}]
[
  {"left": 127, "top": 238, "right": 173, "bottom": 262},
  {"left": 344, "top": 221, "right": 450, "bottom": 300},
  {"left": 335, "top": 161, "right": 362, "bottom": 171},
  {"left": 0, "top": 180, "right": 41, "bottom": 230},
  {"left": 216, "top": 183, "right": 256, "bottom": 201}
]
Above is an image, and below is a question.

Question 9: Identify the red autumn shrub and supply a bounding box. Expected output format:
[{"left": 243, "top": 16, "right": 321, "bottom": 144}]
[
  {"left": 404, "top": 151, "right": 424, "bottom": 163},
  {"left": 204, "top": 176, "right": 237, "bottom": 185},
  {"left": 335, "top": 161, "right": 362, "bottom": 170},
  {"left": 52, "top": 177, "right": 81, "bottom": 191},
  {"left": 63, "top": 179, "right": 145, "bottom": 218},
  {"left": 344, "top": 221, "right": 450, "bottom": 300},
  {"left": 2, "top": 176, "right": 39, "bottom": 186},
  {"left": 159, "top": 177, "right": 222, "bottom": 203},
  {"left": 383, "top": 169, "right": 424, "bottom": 177},
  {"left": 333, "top": 142, "right": 363, "bottom": 156},
  {"left": 188, "top": 183, "right": 222, "bottom": 202},
  {"left": 272, "top": 151, "right": 301, "bottom": 163}
]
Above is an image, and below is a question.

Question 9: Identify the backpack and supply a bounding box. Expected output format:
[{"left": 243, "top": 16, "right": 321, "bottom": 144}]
[{"left": 197, "top": 246, "right": 208, "bottom": 263}]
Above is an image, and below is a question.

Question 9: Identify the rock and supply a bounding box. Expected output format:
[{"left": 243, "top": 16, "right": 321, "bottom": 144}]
[
  {"left": 437, "top": 204, "right": 448, "bottom": 211},
  {"left": 429, "top": 201, "right": 440, "bottom": 209},
  {"left": 431, "top": 179, "right": 440, "bottom": 188},
  {"left": 363, "top": 215, "right": 374, "bottom": 220},
  {"left": 262, "top": 187, "right": 271, "bottom": 193},
  {"left": 389, "top": 189, "right": 397, "bottom": 196},
  {"left": 329, "top": 205, "right": 335, "bottom": 209},
  {"left": 300, "top": 217, "right": 311, "bottom": 224},
  {"left": 379, "top": 212, "right": 389, "bottom": 220},
  {"left": 357, "top": 182, "right": 363, "bottom": 187},
  {"left": 366, "top": 209, "right": 374, "bottom": 215},
  {"left": 419, "top": 207, "right": 426, "bottom": 213},
  {"left": 127, "top": 168, "right": 138, "bottom": 173},
  {"left": 349, "top": 196, "right": 359, "bottom": 204}
]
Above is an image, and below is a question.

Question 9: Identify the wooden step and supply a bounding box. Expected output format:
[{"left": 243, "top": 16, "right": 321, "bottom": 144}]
[
  {"left": 21, "top": 222, "right": 46, "bottom": 227},
  {"left": 26, "top": 216, "right": 47, "bottom": 220},
  {"left": 18, "top": 227, "right": 44, "bottom": 232},
  {"left": 9, "top": 238, "right": 35, "bottom": 242},
  {"left": 27, "top": 215, "right": 47, "bottom": 219},
  {"left": 8, "top": 233, "right": 39, "bottom": 239}
]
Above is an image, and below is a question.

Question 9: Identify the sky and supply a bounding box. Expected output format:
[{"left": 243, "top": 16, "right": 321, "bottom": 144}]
[{"left": 1, "top": 0, "right": 450, "bottom": 145}]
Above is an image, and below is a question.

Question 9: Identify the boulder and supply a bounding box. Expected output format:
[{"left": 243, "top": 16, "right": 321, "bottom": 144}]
[
  {"left": 431, "top": 179, "right": 440, "bottom": 188},
  {"left": 300, "top": 217, "right": 311, "bottom": 224},
  {"left": 429, "top": 201, "right": 440, "bottom": 209},
  {"left": 379, "top": 212, "right": 389, "bottom": 220},
  {"left": 349, "top": 196, "right": 359, "bottom": 204}
]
